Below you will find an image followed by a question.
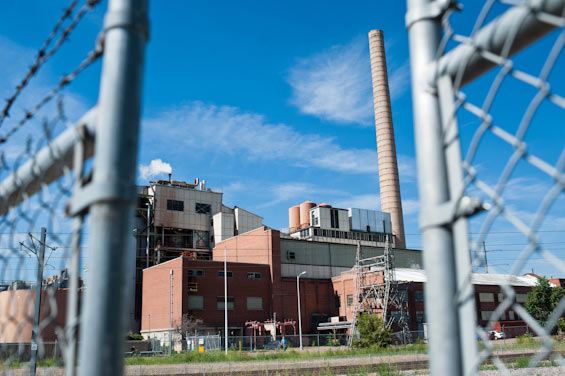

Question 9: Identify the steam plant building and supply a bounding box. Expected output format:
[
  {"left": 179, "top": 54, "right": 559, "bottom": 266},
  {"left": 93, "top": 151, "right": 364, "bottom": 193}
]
[
  {"left": 141, "top": 200, "right": 423, "bottom": 341},
  {"left": 131, "top": 175, "right": 263, "bottom": 330}
]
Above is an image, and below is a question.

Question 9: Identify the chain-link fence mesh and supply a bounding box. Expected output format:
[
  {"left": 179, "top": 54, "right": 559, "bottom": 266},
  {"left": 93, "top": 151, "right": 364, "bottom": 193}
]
[
  {"left": 407, "top": 0, "right": 565, "bottom": 374},
  {"left": 0, "top": 0, "right": 148, "bottom": 374}
]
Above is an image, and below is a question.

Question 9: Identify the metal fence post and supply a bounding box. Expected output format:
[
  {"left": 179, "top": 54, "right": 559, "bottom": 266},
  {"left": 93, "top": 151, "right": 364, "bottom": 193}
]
[
  {"left": 77, "top": 0, "right": 149, "bottom": 375},
  {"left": 406, "top": 0, "right": 463, "bottom": 374}
]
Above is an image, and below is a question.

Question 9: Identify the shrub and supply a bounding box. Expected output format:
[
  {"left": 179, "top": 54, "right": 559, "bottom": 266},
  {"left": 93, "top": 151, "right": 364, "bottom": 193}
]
[
  {"left": 126, "top": 332, "right": 144, "bottom": 341},
  {"left": 352, "top": 313, "right": 391, "bottom": 348}
]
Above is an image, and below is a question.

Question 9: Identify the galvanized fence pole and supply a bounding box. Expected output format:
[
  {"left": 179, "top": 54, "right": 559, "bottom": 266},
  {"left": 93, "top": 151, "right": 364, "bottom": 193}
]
[
  {"left": 406, "top": 0, "right": 463, "bottom": 374},
  {"left": 437, "top": 75, "right": 480, "bottom": 375},
  {"left": 76, "top": 0, "right": 149, "bottom": 375}
]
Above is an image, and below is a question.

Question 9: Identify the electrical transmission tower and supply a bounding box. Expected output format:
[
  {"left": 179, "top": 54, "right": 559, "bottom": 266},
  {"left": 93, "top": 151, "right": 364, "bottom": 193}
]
[{"left": 347, "top": 236, "right": 410, "bottom": 346}]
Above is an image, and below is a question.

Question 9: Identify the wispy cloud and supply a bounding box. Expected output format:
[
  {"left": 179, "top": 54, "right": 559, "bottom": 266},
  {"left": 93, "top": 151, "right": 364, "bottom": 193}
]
[
  {"left": 145, "top": 101, "right": 419, "bottom": 178},
  {"left": 333, "top": 194, "right": 380, "bottom": 211},
  {"left": 287, "top": 38, "right": 410, "bottom": 126}
]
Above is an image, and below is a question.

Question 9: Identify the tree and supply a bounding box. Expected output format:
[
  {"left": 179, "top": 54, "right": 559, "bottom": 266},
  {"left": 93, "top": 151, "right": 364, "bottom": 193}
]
[
  {"left": 175, "top": 314, "right": 203, "bottom": 339},
  {"left": 352, "top": 313, "right": 392, "bottom": 348},
  {"left": 524, "top": 277, "right": 564, "bottom": 326}
]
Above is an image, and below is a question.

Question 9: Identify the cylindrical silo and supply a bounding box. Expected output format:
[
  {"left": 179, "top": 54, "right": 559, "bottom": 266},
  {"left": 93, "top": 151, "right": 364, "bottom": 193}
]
[
  {"left": 318, "top": 203, "right": 332, "bottom": 208},
  {"left": 299, "top": 201, "right": 316, "bottom": 228},
  {"left": 368, "top": 29, "right": 406, "bottom": 249},
  {"left": 288, "top": 205, "right": 300, "bottom": 232}
]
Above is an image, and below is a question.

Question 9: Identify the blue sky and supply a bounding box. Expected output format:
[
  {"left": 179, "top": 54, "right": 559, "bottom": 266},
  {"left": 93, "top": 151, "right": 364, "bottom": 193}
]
[{"left": 1, "top": 1, "right": 564, "bottom": 279}]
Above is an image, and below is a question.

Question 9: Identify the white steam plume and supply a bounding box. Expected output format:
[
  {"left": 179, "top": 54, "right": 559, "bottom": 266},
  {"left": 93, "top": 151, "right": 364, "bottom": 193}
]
[{"left": 139, "top": 159, "right": 172, "bottom": 180}]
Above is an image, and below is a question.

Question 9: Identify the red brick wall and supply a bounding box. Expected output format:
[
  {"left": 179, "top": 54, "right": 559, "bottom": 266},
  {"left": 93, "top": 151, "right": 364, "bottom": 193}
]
[
  {"left": 141, "top": 258, "right": 183, "bottom": 332},
  {"left": 182, "top": 259, "right": 272, "bottom": 328},
  {"left": 275, "top": 277, "right": 337, "bottom": 333}
]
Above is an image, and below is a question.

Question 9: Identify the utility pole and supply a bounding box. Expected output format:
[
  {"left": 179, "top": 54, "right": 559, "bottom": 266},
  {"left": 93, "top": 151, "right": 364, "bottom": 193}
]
[
  {"left": 224, "top": 246, "right": 228, "bottom": 355},
  {"left": 30, "top": 227, "right": 46, "bottom": 376},
  {"left": 482, "top": 241, "right": 488, "bottom": 274}
]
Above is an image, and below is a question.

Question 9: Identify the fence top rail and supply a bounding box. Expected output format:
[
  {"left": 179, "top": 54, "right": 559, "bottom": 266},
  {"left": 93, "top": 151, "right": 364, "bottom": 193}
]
[{"left": 436, "top": 0, "right": 565, "bottom": 88}]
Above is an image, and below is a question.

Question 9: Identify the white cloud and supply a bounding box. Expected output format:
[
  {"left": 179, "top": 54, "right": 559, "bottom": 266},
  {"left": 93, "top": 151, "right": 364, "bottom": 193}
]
[
  {"left": 260, "top": 183, "right": 343, "bottom": 208},
  {"left": 139, "top": 159, "right": 172, "bottom": 180},
  {"left": 287, "top": 38, "right": 410, "bottom": 126},
  {"left": 402, "top": 198, "right": 420, "bottom": 215},
  {"left": 333, "top": 194, "right": 380, "bottom": 211},
  {"left": 145, "top": 101, "right": 420, "bottom": 177}
]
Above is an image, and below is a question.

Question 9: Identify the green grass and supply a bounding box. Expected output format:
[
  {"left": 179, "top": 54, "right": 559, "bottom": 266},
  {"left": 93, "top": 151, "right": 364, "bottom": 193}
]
[{"left": 124, "top": 344, "right": 427, "bottom": 366}]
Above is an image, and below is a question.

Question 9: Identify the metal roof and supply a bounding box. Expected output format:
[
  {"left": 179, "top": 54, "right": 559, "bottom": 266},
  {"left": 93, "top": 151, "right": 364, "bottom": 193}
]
[{"left": 394, "top": 268, "right": 543, "bottom": 287}]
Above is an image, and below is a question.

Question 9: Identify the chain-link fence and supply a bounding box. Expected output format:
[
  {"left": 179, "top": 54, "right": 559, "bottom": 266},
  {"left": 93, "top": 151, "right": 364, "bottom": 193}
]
[
  {"left": 0, "top": 0, "right": 148, "bottom": 375},
  {"left": 406, "top": 0, "right": 565, "bottom": 374}
]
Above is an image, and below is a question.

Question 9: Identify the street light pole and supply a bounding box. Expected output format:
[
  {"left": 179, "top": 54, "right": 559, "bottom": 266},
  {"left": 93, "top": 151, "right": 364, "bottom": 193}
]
[
  {"left": 297, "top": 271, "right": 306, "bottom": 350},
  {"left": 169, "top": 269, "right": 173, "bottom": 356},
  {"left": 224, "top": 246, "right": 228, "bottom": 355},
  {"left": 146, "top": 203, "right": 151, "bottom": 268}
]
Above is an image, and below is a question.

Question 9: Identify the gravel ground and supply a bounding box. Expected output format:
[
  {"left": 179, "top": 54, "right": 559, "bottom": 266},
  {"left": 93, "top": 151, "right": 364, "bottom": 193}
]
[{"left": 479, "top": 366, "right": 565, "bottom": 375}]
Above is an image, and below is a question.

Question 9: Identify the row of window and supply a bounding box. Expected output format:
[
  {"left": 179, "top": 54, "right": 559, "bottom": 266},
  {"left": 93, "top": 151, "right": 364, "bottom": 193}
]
[
  {"left": 481, "top": 310, "right": 518, "bottom": 321},
  {"left": 166, "top": 200, "right": 212, "bottom": 214},
  {"left": 312, "top": 228, "right": 389, "bottom": 243},
  {"left": 478, "top": 292, "right": 527, "bottom": 303},
  {"left": 188, "top": 296, "right": 263, "bottom": 311},
  {"left": 187, "top": 269, "right": 262, "bottom": 279}
]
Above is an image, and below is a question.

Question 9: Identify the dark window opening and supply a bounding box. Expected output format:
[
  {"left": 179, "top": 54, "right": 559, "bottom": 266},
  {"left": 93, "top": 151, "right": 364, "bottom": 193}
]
[
  {"left": 330, "top": 209, "right": 339, "bottom": 229},
  {"left": 196, "top": 203, "right": 211, "bottom": 214},
  {"left": 167, "top": 199, "right": 184, "bottom": 211}
]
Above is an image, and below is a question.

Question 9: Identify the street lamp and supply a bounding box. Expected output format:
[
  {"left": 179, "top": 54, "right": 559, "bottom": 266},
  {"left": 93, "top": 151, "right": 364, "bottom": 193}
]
[{"left": 297, "top": 271, "right": 307, "bottom": 350}]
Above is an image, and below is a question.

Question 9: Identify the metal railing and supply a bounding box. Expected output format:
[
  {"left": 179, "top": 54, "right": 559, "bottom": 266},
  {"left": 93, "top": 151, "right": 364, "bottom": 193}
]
[
  {"left": 0, "top": 0, "right": 148, "bottom": 375},
  {"left": 406, "top": 0, "right": 565, "bottom": 374}
]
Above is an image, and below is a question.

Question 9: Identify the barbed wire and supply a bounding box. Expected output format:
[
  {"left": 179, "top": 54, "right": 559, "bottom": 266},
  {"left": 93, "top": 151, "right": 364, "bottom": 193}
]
[{"left": 0, "top": 0, "right": 101, "bottom": 131}]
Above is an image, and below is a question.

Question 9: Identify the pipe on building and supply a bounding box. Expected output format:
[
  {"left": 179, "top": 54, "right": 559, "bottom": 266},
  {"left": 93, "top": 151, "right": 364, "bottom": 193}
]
[{"left": 368, "top": 29, "right": 406, "bottom": 249}]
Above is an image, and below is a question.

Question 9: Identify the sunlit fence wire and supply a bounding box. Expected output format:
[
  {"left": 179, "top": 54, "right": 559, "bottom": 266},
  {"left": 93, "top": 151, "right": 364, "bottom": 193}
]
[
  {"left": 406, "top": 0, "right": 565, "bottom": 374},
  {"left": 0, "top": 0, "right": 148, "bottom": 375}
]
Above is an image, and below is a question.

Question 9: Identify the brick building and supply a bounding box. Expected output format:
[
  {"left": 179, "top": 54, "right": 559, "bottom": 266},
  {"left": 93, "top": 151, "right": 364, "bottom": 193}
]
[
  {"left": 331, "top": 268, "right": 543, "bottom": 337},
  {"left": 141, "top": 257, "right": 271, "bottom": 342}
]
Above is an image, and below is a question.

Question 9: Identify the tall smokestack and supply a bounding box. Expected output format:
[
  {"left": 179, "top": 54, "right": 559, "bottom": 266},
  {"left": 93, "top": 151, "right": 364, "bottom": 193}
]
[{"left": 368, "top": 29, "right": 406, "bottom": 249}]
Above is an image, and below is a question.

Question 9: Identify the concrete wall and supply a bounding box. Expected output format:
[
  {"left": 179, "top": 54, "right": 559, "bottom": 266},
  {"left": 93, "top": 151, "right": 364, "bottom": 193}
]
[
  {"left": 280, "top": 239, "right": 422, "bottom": 271},
  {"left": 234, "top": 207, "right": 262, "bottom": 235},
  {"left": 212, "top": 211, "right": 235, "bottom": 243},
  {"left": 151, "top": 184, "right": 222, "bottom": 231}
]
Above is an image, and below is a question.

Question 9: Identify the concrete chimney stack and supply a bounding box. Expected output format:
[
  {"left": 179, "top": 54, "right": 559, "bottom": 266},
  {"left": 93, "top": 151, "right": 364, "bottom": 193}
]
[{"left": 368, "top": 29, "right": 406, "bottom": 249}]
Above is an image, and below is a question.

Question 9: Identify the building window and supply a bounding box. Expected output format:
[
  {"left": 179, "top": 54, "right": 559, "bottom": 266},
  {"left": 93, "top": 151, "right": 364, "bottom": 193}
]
[
  {"left": 194, "top": 230, "right": 209, "bottom": 249},
  {"left": 218, "top": 271, "right": 233, "bottom": 278},
  {"left": 188, "top": 295, "right": 204, "bottom": 310},
  {"left": 330, "top": 209, "right": 339, "bottom": 229},
  {"left": 188, "top": 269, "right": 205, "bottom": 277},
  {"left": 287, "top": 251, "right": 295, "bottom": 261},
  {"left": 414, "top": 290, "right": 424, "bottom": 302},
  {"left": 498, "top": 293, "right": 504, "bottom": 302},
  {"left": 481, "top": 311, "right": 493, "bottom": 321},
  {"left": 416, "top": 311, "right": 426, "bottom": 323},
  {"left": 167, "top": 199, "right": 184, "bottom": 211},
  {"left": 311, "top": 211, "right": 319, "bottom": 226},
  {"left": 195, "top": 203, "right": 211, "bottom": 214},
  {"left": 247, "top": 272, "right": 261, "bottom": 279},
  {"left": 217, "top": 296, "right": 234, "bottom": 310},
  {"left": 247, "top": 297, "right": 263, "bottom": 310},
  {"left": 516, "top": 294, "right": 527, "bottom": 303},
  {"left": 508, "top": 311, "right": 515, "bottom": 320},
  {"left": 347, "top": 294, "right": 353, "bottom": 307},
  {"left": 479, "top": 292, "right": 495, "bottom": 303}
]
